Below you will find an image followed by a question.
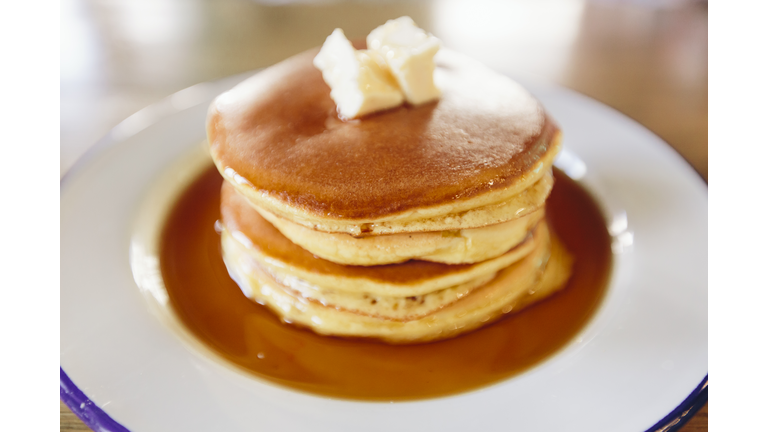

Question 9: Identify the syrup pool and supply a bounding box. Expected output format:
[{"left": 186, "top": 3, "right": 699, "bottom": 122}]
[{"left": 159, "top": 166, "right": 611, "bottom": 401}]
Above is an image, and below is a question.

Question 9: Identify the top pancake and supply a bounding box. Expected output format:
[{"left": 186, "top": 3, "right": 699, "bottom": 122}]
[{"left": 208, "top": 47, "right": 560, "bottom": 226}]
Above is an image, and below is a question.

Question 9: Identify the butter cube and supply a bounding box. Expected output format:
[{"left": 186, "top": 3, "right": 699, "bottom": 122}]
[
  {"left": 313, "top": 29, "right": 404, "bottom": 119},
  {"left": 367, "top": 17, "right": 441, "bottom": 105}
]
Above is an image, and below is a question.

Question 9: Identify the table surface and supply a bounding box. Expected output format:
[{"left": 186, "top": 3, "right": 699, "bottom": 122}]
[{"left": 60, "top": 0, "right": 707, "bottom": 430}]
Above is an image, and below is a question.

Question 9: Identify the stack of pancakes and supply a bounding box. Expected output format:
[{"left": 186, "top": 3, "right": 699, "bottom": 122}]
[{"left": 207, "top": 48, "right": 573, "bottom": 343}]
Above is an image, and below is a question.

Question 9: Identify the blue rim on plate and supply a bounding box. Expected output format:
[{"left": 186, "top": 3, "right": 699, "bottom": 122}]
[
  {"left": 60, "top": 77, "right": 707, "bottom": 432},
  {"left": 60, "top": 367, "right": 707, "bottom": 432},
  {"left": 61, "top": 368, "right": 130, "bottom": 432}
]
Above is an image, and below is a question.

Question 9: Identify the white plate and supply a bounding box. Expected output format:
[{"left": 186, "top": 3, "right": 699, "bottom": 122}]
[{"left": 61, "top": 73, "right": 707, "bottom": 432}]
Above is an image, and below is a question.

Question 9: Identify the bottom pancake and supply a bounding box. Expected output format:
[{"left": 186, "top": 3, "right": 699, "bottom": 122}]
[{"left": 222, "top": 222, "right": 573, "bottom": 344}]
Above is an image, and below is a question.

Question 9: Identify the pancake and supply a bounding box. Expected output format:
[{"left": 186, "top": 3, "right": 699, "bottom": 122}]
[
  {"left": 220, "top": 180, "right": 541, "bottom": 297},
  {"left": 208, "top": 35, "right": 574, "bottom": 343},
  {"left": 208, "top": 48, "right": 561, "bottom": 236},
  {"left": 223, "top": 228, "right": 500, "bottom": 321},
  {"left": 258, "top": 204, "right": 544, "bottom": 265},
  {"left": 222, "top": 222, "right": 573, "bottom": 343},
  {"left": 222, "top": 179, "right": 548, "bottom": 266}
]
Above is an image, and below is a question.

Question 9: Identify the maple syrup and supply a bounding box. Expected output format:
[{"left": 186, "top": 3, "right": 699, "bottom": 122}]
[{"left": 160, "top": 166, "right": 611, "bottom": 400}]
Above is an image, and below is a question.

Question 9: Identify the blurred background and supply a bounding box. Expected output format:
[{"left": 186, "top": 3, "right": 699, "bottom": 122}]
[
  {"left": 61, "top": 0, "right": 707, "bottom": 179},
  {"left": 60, "top": 0, "right": 707, "bottom": 429}
]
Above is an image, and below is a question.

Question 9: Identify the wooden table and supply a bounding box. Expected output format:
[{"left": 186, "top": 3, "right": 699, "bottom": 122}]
[{"left": 61, "top": 0, "right": 707, "bottom": 430}]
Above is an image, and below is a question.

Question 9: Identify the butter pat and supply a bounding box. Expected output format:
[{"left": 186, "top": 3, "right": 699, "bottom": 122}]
[
  {"left": 313, "top": 29, "right": 404, "bottom": 119},
  {"left": 367, "top": 17, "right": 441, "bottom": 105}
]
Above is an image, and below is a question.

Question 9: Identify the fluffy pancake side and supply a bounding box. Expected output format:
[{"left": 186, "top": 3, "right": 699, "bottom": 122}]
[
  {"left": 220, "top": 182, "right": 542, "bottom": 296},
  {"left": 221, "top": 180, "right": 547, "bottom": 265},
  {"left": 222, "top": 222, "right": 573, "bottom": 343},
  {"left": 223, "top": 228, "right": 501, "bottom": 321}
]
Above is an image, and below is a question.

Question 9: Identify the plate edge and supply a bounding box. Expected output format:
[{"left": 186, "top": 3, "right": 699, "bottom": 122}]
[
  {"left": 60, "top": 367, "right": 131, "bottom": 432},
  {"left": 60, "top": 75, "right": 708, "bottom": 432},
  {"left": 645, "top": 375, "right": 708, "bottom": 432},
  {"left": 59, "top": 366, "right": 708, "bottom": 432}
]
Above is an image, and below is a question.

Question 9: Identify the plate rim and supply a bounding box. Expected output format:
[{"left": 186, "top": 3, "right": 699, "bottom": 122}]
[
  {"left": 60, "top": 368, "right": 130, "bottom": 432},
  {"left": 61, "top": 369, "right": 707, "bottom": 432},
  {"left": 60, "top": 73, "right": 708, "bottom": 432}
]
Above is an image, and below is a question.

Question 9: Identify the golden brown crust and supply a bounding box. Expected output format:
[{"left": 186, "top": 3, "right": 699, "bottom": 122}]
[{"left": 208, "top": 48, "right": 559, "bottom": 220}]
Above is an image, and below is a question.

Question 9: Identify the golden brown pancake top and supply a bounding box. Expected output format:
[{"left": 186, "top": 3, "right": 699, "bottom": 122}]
[{"left": 208, "top": 47, "right": 558, "bottom": 219}]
